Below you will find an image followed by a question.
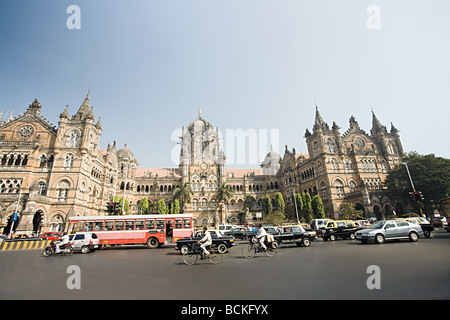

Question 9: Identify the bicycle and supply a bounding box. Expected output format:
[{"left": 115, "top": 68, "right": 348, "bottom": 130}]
[
  {"left": 242, "top": 236, "right": 278, "bottom": 258},
  {"left": 182, "top": 243, "right": 224, "bottom": 265}
]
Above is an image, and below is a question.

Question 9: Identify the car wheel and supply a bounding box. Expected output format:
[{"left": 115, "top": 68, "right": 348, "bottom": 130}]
[
  {"left": 329, "top": 234, "right": 337, "bottom": 241},
  {"left": 217, "top": 243, "right": 227, "bottom": 254},
  {"left": 180, "top": 244, "right": 190, "bottom": 255},
  {"left": 375, "top": 233, "right": 385, "bottom": 244},
  {"left": 349, "top": 233, "right": 355, "bottom": 240},
  {"left": 423, "top": 230, "right": 431, "bottom": 238},
  {"left": 302, "top": 238, "right": 311, "bottom": 247},
  {"left": 409, "top": 231, "right": 419, "bottom": 242},
  {"left": 81, "top": 246, "right": 90, "bottom": 254}
]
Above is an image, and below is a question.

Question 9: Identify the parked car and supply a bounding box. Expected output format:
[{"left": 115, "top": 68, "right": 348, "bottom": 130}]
[
  {"left": 355, "top": 220, "right": 423, "bottom": 244},
  {"left": 395, "top": 217, "right": 434, "bottom": 237},
  {"left": 175, "top": 229, "right": 235, "bottom": 254},
  {"left": 321, "top": 220, "right": 363, "bottom": 241},
  {"left": 67, "top": 232, "right": 99, "bottom": 253},
  {"left": 41, "top": 232, "right": 63, "bottom": 240}
]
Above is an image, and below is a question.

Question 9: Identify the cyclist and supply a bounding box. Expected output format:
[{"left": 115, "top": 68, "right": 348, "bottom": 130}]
[
  {"left": 256, "top": 224, "right": 267, "bottom": 251},
  {"left": 197, "top": 226, "right": 212, "bottom": 259}
]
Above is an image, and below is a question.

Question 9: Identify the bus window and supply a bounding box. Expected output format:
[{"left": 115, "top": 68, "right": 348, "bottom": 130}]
[
  {"left": 105, "top": 220, "right": 114, "bottom": 231},
  {"left": 135, "top": 220, "right": 144, "bottom": 230},
  {"left": 115, "top": 220, "right": 124, "bottom": 231},
  {"left": 95, "top": 221, "right": 104, "bottom": 231},
  {"left": 68, "top": 223, "right": 77, "bottom": 234},
  {"left": 126, "top": 220, "right": 135, "bottom": 230},
  {"left": 85, "top": 221, "right": 94, "bottom": 231},
  {"left": 145, "top": 219, "right": 155, "bottom": 230},
  {"left": 77, "top": 222, "right": 85, "bottom": 232},
  {"left": 156, "top": 219, "right": 164, "bottom": 229},
  {"left": 183, "top": 218, "right": 191, "bottom": 229},
  {"left": 175, "top": 219, "right": 182, "bottom": 229}
]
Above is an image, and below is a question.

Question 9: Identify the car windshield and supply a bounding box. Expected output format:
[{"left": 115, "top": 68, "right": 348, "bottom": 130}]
[{"left": 368, "top": 221, "right": 386, "bottom": 229}]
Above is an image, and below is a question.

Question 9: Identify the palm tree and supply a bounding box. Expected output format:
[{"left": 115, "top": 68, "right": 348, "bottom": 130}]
[
  {"left": 215, "top": 182, "right": 232, "bottom": 205},
  {"left": 172, "top": 182, "right": 193, "bottom": 212}
]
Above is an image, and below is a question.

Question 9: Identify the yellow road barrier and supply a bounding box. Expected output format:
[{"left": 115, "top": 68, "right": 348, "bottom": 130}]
[{"left": 0, "top": 240, "right": 50, "bottom": 250}]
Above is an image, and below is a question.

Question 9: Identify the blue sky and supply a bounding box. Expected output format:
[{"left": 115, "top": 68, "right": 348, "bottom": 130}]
[{"left": 0, "top": 0, "right": 449, "bottom": 169}]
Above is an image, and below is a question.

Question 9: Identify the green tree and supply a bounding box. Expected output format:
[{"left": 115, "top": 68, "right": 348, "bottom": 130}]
[
  {"left": 265, "top": 210, "right": 286, "bottom": 225},
  {"left": 274, "top": 192, "right": 285, "bottom": 214},
  {"left": 172, "top": 182, "right": 193, "bottom": 212},
  {"left": 157, "top": 199, "right": 169, "bottom": 215},
  {"left": 301, "top": 193, "right": 313, "bottom": 222},
  {"left": 339, "top": 202, "right": 364, "bottom": 220},
  {"left": 311, "top": 195, "right": 325, "bottom": 219},
  {"left": 384, "top": 152, "right": 450, "bottom": 214},
  {"left": 138, "top": 197, "right": 149, "bottom": 215},
  {"left": 262, "top": 194, "right": 272, "bottom": 216},
  {"left": 172, "top": 199, "right": 180, "bottom": 215}
]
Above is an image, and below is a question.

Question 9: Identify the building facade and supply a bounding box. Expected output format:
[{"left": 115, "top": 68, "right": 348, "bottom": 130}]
[{"left": 0, "top": 95, "right": 409, "bottom": 234}]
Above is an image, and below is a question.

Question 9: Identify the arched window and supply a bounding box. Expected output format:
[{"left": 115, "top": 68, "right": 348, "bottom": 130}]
[
  {"left": 387, "top": 141, "right": 396, "bottom": 154},
  {"left": 312, "top": 141, "right": 320, "bottom": 157},
  {"left": 56, "top": 180, "right": 70, "bottom": 201},
  {"left": 63, "top": 154, "right": 74, "bottom": 168},
  {"left": 333, "top": 179, "right": 344, "bottom": 198},
  {"left": 331, "top": 158, "right": 339, "bottom": 171},
  {"left": 38, "top": 181, "right": 47, "bottom": 196},
  {"left": 325, "top": 138, "right": 336, "bottom": 153},
  {"left": 66, "top": 130, "right": 81, "bottom": 148}
]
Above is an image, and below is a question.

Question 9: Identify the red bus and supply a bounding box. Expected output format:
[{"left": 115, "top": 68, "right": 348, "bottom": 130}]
[{"left": 67, "top": 214, "right": 193, "bottom": 249}]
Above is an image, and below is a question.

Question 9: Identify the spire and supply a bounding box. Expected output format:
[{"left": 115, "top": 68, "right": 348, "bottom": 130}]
[
  {"left": 371, "top": 110, "right": 387, "bottom": 135},
  {"left": 73, "top": 91, "right": 91, "bottom": 120},
  {"left": 313, "top": 105, "right": 328, "bottom": 131},
  {"left": 59, "top": 105, "right": 69, "bottom": 119},
  {"left": 371, "top": 110, "right": 383, "bottom": 130},
  {"left": 95, "top": 117, "right": 102, "bottom": 130}
]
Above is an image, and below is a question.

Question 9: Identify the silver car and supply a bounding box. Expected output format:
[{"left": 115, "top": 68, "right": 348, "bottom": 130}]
[{"left": 355, "top": 220, "right": 423, "bottom": 244}]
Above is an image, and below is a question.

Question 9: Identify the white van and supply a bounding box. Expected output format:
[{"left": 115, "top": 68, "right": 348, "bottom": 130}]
[{"left": 310, "top": 219, "right": 334, "bottom": 231}]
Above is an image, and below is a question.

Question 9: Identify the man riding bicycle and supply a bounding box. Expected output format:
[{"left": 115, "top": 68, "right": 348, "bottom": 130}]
[
  {"left": 197, "top": 226, "right": 212, "bottom": 258},
  {"left": 256, "top": 224, "right": 267, "bottom": 251}
]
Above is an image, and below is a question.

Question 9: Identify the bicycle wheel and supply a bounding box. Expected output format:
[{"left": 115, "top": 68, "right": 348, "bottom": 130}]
[
  {"left": 183, "top": 251, "right": 199, "bottom": 265},
  {"left": 242, "top": 244, "right": 256, "bottom": 259},
  {"left": 264, "top": 242, "right": 278, "bottom": 257},
  {"left": 208, "top": 249, "right": 223, "bottom": 264}
]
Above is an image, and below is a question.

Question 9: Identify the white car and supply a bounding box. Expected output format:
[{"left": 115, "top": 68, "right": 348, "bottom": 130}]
[{"left": 68, "top": 232, "right": 99, "bottom": 253}]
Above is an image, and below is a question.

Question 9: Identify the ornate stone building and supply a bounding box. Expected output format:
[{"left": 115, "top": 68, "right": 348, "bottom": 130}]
[{"left": 0, "top": 94, "right": 408, "bottom": 234}]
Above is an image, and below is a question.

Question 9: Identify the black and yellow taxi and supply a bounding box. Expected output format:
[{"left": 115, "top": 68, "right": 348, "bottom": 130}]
[{"left": 321, "top": 220, "right": 362, "bottom": 241}]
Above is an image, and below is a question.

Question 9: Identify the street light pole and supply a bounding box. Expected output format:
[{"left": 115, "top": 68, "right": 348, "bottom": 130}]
[
  {"left": 122, "top": 158, "right": 129, "bottom": 215},
  {"left": 403, "top": 162, "right": 425, "bottom": 218},
  {"left": 292, "top": 187, "right": 300, "bottom": 224}
]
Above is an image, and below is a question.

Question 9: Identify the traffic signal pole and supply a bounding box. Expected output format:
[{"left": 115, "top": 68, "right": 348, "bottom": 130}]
[{"left": 402, "top": 162, "right": 425, "bottom": 218}]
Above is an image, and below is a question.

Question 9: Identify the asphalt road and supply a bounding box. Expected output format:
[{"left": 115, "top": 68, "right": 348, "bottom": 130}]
[{"left": 1, "top": 230, "right": 449, "bottom": 300}]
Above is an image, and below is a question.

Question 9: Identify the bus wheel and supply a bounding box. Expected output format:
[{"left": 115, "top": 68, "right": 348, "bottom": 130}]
[{"left": 147, "top": 237, "right": 159, "bottom": 249}]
